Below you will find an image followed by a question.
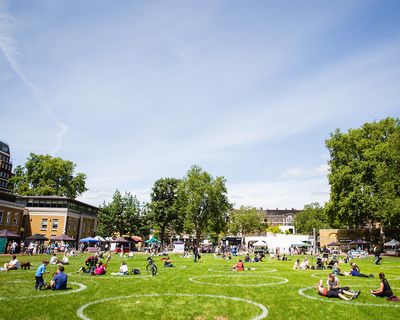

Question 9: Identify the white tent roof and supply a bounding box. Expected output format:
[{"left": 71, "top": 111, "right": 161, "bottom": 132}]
[
  {"left": 253, "top": 240, "right": 268, "bottom": 247},
  {"left": 384, "top": 239, "right": 400, "bottom": 247}
]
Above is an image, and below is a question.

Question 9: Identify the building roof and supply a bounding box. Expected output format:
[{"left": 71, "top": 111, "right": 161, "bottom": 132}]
[
  {"left": 16, "top": 195, "right": 99, "bottom": 211},
  {"left": 0, "top": 140, "right": 10, "bottom": 155}
]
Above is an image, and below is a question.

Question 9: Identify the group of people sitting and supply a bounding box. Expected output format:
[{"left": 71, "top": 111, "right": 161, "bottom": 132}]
[
  {"left": 244, "top": 253, "right": 264, "bottom": 263},
  {"left": 77, "top": 254, "right": 108, "bottom": 275},
  {"left": 316, "top": 272, "right": 397, "bottom": 301}
]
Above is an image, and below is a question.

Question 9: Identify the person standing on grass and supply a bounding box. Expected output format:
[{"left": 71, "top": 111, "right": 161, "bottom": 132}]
[{"left": 35, "top": 260, "right": 49, "bottom": 290}]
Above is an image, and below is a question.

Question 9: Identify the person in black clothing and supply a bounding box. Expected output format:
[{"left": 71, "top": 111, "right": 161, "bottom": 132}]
[
  {"left": 373, "top": 246, "right": 382, "bottom": 265},
  {"left": 371, "top": 273, "right": 394, "bottom": 298}
]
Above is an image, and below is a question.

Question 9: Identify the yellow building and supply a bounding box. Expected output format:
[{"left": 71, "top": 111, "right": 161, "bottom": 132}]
[{"left": 16, "top": 196, "right": 98, "bottom": 241}]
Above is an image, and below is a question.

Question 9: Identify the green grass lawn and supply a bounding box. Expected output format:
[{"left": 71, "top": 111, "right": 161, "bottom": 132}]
[{"left": 1, "top": 252, "right": 399, "bottom": 319}]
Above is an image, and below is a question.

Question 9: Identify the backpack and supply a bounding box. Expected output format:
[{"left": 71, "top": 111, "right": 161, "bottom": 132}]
[{"left": 131, "top": 268, "right": 140, "bottom": 275}]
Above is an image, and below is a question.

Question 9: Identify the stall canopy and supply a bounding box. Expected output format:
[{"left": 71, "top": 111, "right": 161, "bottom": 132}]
[
  {"left": 79, "top": 237, "right": 98, "bottom": 243},
  {"left": 51, "top": 234, "right": 75, "bottom": 241},
  {"left": 291, "top": 242, "right": 312, "bottom": 247},
  {"left": 94, "top": 235, "right": 106, "bottom": 242},
  {"left": 253, "top": 240, "right": 268, "bottom": 247},
  {"left": 145, "top": 237, "right": 161, "bottom": 244},
  {"left": 112, "top": 237, "right": 130, "bottom": 243},
  {"left": 349, "top": 239, "right": 370, "bottom": 245},
  {"left": 327, "top": 241, "right": 340, "bottom": 246},
  {"left": 384, "top": 239, "right": 400, "bottom": 247},
  {"left": 0, "top": 229, "right": 20, "bottom": 238},
  {"left": 131, "top": 236, "right": 142, "bottom": 242},
  {"left": 26, "top": 234, "right": 49, "bottom": 241}
]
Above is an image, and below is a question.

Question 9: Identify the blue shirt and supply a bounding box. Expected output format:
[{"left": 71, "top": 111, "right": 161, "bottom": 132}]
[
  {"left": 53, "top": 272, "right": 67, "bottom": 290},
  {"left": 35, "top": 264, "right": 47, "bottom": 277}
]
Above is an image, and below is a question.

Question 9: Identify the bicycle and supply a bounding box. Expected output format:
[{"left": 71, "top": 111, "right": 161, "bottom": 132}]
[{"left": 146, "top": 256, "right": 158, "bottom": 276}]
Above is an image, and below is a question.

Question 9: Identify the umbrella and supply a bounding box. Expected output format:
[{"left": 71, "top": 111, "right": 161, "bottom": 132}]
[
  {"left": 50, "top": 234, "right": 75, "bottom": 241},
  {"left": 384, "top": 239, "right": 400, "bottom": 247},
  {"left": 0, "top": 229, "right": 20, "bottom": 238},
  {"left": 145, "top": 237, "right": 161, "bottom": 244},
  {"left": 253, "top": 240, "right": 268, "bottom": 247},
  {"left": 26, "top": 234, "right": 49, "bottom": 241},
  {"left": 327, "top": 241, "right": 340, "bottom": 246},
  {"left": 111, "top": 237, "right": 130, "bottom": 243},
  {"left": 349, "top": 239, "right": 370, "bottom": 245},
  {"left": 79, "top": 237, "right": 98, "bottom": 243}
]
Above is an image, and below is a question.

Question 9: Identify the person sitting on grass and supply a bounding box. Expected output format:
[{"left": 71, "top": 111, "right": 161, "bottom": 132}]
[
  {"left": 94, "top": 261, "right": 106, "bottom": 275},
  {"left": 231, "top": 259, "right": 245, "bottom": 271},
  {"left": 162, "top": 256, "right": 174, "bottom": 268},
  {"left": 77, "top": 255, "right": 98, "bottom": 274},
  {"left": 332, "top": 262, "right": 345, "bottom": 276},
  {"left": 349, "top": 262, "right": 373, "bottom": 278},
  {"left": 316, "top": 279, "right": 360, "bottom": 300},
  {"left": 111, "top": 261, "right": 129, "bottom": 276},
  {"left": 244, "top": 253, "right": 251, "bottom": 262},
  {"left": 370, "top": 273, "right": 394, "bottom": 298},
  {"left": 293, "top": 259, "right": 301, "bottom": 270},
  {"left": 61, "top": 253, "right": 69, "bottom": 265},
  {"left": 3, "top": 255, "right": 20, "bottom": 271},
  {"left": 49, "top": 254, "right": 59, "bottom": 265},
  {"left": 299, "top": 258, "right": 309, "bottom": 270},
  {"left": 49, "top": 265, "right": 67, "bottom": 290},
  {"left": 35, "top": 260, "right": 49, "bottom": 290},
  {"left": 326, "top": 273, "right": 350, "bottom": 292}
]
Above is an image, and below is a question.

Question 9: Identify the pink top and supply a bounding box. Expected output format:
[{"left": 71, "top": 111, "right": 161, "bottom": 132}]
[{"left": 95, "top": 265, "right": 106, "bottom": 275}]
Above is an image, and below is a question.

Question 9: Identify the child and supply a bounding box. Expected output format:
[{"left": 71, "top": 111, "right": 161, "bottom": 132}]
[{"left": 35, "top": 260, "right": 49, "bottom": 290}]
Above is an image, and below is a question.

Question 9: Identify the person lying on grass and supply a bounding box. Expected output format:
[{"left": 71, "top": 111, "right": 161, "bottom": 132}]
[
  {"left": 347, "top": 262, "right": 373, "bottom": 278},
  {"left": 316, "top": 279, "right": 360, "bottom": 300},
  {"left": 370, "top": 273, "right": 394, "bottom": 298}
]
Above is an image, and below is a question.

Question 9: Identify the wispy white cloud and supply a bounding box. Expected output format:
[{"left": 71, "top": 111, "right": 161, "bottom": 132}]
[{"left": 50, "top": 122, "right": 69, "bottom": 155}]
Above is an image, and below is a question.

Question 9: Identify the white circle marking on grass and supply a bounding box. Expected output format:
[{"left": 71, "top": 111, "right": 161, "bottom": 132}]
[
  {"left": 0, "top": 281, "right": 86, "bottom": 300},
  {"left": 298, "top": 285, "right": 400, "bottom": 308},
  {"left": 189, "top": 274, "right": 288, "bottom": 287},
  {"left": 208, "top": 267, "right": 277, "bottom": 273},
  {"left": 76, "top": 293, "right": 268, "bottom": 320}
]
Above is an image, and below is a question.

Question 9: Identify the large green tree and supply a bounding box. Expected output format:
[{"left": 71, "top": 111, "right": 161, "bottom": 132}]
[
  {"left": 9, "top": 153, "right": 87, "bottom": 198},
  {"left": 228, "top": 206, "right": 264, "bottom": 240},
  {"left": 148, "top": 178, "right": 182, "bottom": 245},
  {"left": 178, "top": 165, "right": 231, "bottom": 245},
  {"left": 97, "top": 190, "right": 147, "bottom": 237},
  {"left": 325, "top": 117, "right": 400, "bottom": 227},
  {"left": 294, "top": 202, "right": 330, "bottom": 234}
]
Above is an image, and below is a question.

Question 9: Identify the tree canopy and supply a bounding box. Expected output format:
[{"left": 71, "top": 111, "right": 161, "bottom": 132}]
[
  {"left": 325, "top": 117, "right": 400, "bottom": 227},
  {"left": 97, "top": 190, "right": 148, "bottom": 237},
  {"left": 294, "top": 202, "right": 330, "bottom": 234},
  {"left": 229, "top": 206, "right": 264, "bottom": 237},
  {"left": 148, "top": 178, "right": 182, "bottom": 245},
  {"left": 178, "top": 165, "right": 231, "bottom": 245},
  {"left": 9, "top": 153, "right": 87, "bottom": 198}
]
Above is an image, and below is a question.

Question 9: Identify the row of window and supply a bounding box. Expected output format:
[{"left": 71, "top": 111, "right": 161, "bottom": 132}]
[
  {"left": 0, "top": 180, "right": 9, "bottom": 188},
  {"left": 0, "top": 162, "right": 12, "bottom": 171},
  {"left": 26, "top": 199, "right": 97, "bottom": 214},
  {"left": 41, "top": 218, "right": 59, "bottom": 231},
  {"left": 0, "top": 171, "right": 10, "bottom": 178},
  {"left": 0, "top": 211, "right": 19, "bottom": 225}
]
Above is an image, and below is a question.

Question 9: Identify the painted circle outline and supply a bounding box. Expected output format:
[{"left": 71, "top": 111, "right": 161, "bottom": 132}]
[
  {"left": 189, "top": 274, "right": 288, "bottom": 287},
  {"left": 298, "top": 285, "right": 400, "bottom": 308},
  {"left": 0, "top": 281, "right": 86, "bottom": 300},
  {"left": 208, "top": 267, "right": 277, "bottom": 273},
  {"left": 76, "top": 293, "right": 268, "bottom": 320}
]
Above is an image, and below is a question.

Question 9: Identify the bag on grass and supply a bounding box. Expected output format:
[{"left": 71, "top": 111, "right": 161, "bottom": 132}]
[{"left": 131, "top": 268, "right": 140, "bottom": 275}]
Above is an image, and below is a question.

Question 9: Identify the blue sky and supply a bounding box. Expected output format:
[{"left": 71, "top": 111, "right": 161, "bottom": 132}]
[{"left": 1, "top": 0, "right": 399, "bottom": 209}]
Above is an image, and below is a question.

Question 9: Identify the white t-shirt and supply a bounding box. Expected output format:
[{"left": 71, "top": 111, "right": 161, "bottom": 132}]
[
  {"left": 9, "top": 259, "right": 20, "bottom": 268},
  {"left": 119, "top": 264, "right": 128, "bottom": 273}
]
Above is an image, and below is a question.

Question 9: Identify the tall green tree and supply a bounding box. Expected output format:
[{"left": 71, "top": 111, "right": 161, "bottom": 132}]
[
  {"left": 229, "top": 206, "right": 264, "bottom": 241},
  {"left": 9, "top": 153, "right": 87, "bottom": 198},
  {"left": 148, "top": 178, "right": 182, "bottom": 245},
  {"left": 294, "top": 202, "right": 330, "bottom": 234},
  {"left": 325, "top": 117, "right": 400, "bottom": 227},
  {"left": 97, "top": 190, "right": 146, "bottom": 237},
  {"left": 178, "top": 165, "right": 231, "bottom": 245}
]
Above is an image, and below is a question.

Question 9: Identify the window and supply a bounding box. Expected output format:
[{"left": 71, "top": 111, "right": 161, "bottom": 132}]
[
  {"left": 13, "top": 213, "right": 19, "bottom": 225},
  {"left": 52, "top": 219, "right": 59, "bottom": 230},
  {"left": 6, "top": 212, "right": 11, "bottom": 224},
  {"left": 0, "top": 211, "right": 3, "bottom": 224},
  {"left": 41, "top": 218, "right": 48, "bottom": 230}
]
